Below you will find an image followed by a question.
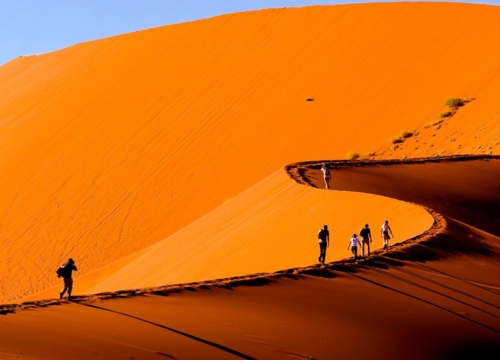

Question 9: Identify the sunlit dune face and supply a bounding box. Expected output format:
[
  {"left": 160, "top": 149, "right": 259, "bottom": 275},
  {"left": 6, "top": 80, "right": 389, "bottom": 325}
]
[{"left": 1, "top": 2, "right": 500, "bottom": 302}]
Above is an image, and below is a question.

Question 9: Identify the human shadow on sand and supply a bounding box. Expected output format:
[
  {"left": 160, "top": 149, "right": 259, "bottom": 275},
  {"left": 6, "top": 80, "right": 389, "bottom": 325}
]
[{"left": 74, "top": 301, "right": 256, "bottom": 360}]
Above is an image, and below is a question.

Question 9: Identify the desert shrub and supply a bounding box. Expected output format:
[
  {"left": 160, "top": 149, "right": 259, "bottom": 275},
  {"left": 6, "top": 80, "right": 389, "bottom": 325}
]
[
  {"left": 358, "top": 156, "right": 368, "bottom": 161},
  {"left": 425, "top": 119, "right": 443, "bottom": 128},
  {"left": 400, "top": 130, "right": 414, "bottom": 139},
  {"left": 440, "top": 111, "right": 451, "bottom": 118},
  {"left": 445, "top": 97, "right": 463, "bottom": 108},
  {"left": 391, "top": 137, "right": 403, "bottom": 144},
  {"left": 306, "top": 98, "right": 314, "bottom": 101},
  {"left": 367, "top": 152, "right": 376, "bottom": 157},
  {"left": 347, "top": 152, "right": 360, "bottom": 160}
]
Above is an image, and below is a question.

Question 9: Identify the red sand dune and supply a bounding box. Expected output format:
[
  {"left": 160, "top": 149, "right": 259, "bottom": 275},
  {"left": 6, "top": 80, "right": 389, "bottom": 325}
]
[
  {"left": 24, "top": 170, "right": 430, "bottom": 301},
  {"left": 1, "top": 2, "right": 500, "bottom": 359},
  {"left": 2, "top": 157, "right": 500, "bottom": 359},
  {"left": 1, "top": 2, "right": 500, "bottom": 302}
]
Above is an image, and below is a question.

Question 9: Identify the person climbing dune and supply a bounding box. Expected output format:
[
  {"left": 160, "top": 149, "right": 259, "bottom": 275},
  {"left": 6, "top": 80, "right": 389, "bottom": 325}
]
[
  {"left": 381, "top": 220, "right": 394, "bottom": 252},
  {"left": 359, "top": 223, "right": 372, "bottom": 257},
  {"left": 318, "top": 225, "right": 330, "bottom": 264},
  {"left": 347, "top": 233, "right": 360, "bottom": 261},
  {"left": 57, "top": 258, "right": 77, "bottom": 300},
  {"left": 321, "top": 165, "right": 331, "bottom": 190}
]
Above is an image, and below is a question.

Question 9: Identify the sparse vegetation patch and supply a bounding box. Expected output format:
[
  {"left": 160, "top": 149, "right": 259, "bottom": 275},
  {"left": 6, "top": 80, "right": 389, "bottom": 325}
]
[
  {"left": 440, "top": 111, "right": 451, "bottom": 118},
  {"left": 400, "top": 130, "right": 414, "bottom": 139},
  {"left": 425, "top": 119, "right": 443, "bottom": 128},
  {"left": 347, "top": 152, "right": 360, "bottom": 160},
  {"left": 445, "top": 97, "right": 464, "bottom": 109}
]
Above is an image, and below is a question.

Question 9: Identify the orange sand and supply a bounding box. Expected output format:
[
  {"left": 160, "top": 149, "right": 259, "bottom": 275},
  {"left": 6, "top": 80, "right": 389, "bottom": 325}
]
[
  {"left": 25, "top": 170, "right": 430, "bottom": 301},
  {"left": 1, "top": 2, "right": 500, "bottom": 358},
  {"left": 2, "top": 2, "right": 500, "bottom": 302},
  {"left": 2, "top": 157, "right": 500, "bottom": 359}
]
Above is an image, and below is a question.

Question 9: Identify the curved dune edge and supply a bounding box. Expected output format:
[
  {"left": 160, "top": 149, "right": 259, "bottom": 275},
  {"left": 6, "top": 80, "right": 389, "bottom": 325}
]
[
  {"left": 285, "top": 154, "right": 500, "bottom": 188},
  {"left": 0, "top": 169, "right": 446, "bottom": 315}
]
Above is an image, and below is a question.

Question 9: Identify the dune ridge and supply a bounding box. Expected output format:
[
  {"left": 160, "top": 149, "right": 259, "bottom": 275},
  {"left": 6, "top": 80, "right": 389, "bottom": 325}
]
[
  {"left": 4, "top": 154, "right": 498, "bottom": 313},
  {"left": 0, "top": 198, "right": 444, "bottom": 315},
  {"left": 2, "top": 156, "right": 500, "bottom": 359},
  {"left": 3, "top": 2, "right": 500, "bottom": 302},
  {"left": 2, "top": 2, "right": 500, "bottom": 358},
  {"left": 21, "top": 168, "right": 431, "bottom": 302}
]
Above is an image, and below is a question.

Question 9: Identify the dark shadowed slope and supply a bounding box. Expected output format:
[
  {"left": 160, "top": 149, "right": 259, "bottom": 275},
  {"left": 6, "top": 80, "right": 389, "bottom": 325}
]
[{"left": 286, "top": 155, "right": 500, "bottom": 236}]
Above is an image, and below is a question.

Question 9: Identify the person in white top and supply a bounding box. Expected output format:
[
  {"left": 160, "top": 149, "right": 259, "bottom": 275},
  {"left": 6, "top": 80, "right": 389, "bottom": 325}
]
[
  {"left": 380, "top": 220, "right": 395, "bottom": 252},
  {"left": 346, "top": 233, "right": 360, "bottom": 261},
  {"left": 321, "top": 165, "right": 331, "bottom": 190}
]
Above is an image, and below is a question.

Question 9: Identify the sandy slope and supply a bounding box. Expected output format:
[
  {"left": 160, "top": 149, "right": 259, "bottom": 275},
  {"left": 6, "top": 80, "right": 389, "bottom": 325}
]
[
  {"left": 2, "top": 3, "right": 500, "bottom": 358},
  {"left": 25, "top": 170, "right": 430, "bottom": 301},
  {"left": 3, "top": 2, "right": 500, "bottom": 301},
  {"left": 2, "top": 157, "right": 500, "bottom": 359}
]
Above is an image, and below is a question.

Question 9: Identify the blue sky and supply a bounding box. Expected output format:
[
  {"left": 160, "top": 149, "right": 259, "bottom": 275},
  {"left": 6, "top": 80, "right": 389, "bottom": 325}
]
[{"left": 0, "top": 1, "right": 498, "bottom": 66}]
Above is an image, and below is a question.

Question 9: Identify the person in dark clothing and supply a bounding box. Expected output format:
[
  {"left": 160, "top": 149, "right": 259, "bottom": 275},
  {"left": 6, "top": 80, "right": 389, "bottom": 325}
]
[
  {"left": 58, "top": 258, "right": 78, "bottom": 300},
  {"left": 359, "top": 223, "right": 372, "bottom": 257},
  {"left": 318, "top": 225, "right": 330, "bottom": 264}
]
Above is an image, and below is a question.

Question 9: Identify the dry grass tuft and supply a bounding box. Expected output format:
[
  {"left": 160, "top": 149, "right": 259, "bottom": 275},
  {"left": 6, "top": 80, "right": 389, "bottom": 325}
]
[{"left": 347, "top": 152, "right": 360, "bottom": 160}]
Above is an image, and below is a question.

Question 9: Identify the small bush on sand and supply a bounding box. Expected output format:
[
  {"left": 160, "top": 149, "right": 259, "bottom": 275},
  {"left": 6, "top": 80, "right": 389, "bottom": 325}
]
[
  {"left": 358, "top": 156, "right": 368, "bottom": 161},
  {"left": 400, "top": 130, "right": 414, "bottom": 139},
  {"left": 425, "top": 119, "right": 443, "bottom": 128},
  {"left": 445, "top": 97, "right": 463, "bottom": 108},
  {"left": 391, "top": 137, "right": 403, "bottom": 144},
  {"left": 440, "top": 111, "right": 451, "bottom": 118},
  {"left": 368, "top": 152, "right": 376, "bottom": 157},
  {"left": 306, "top": 98, "right": 314, "bottom": 101},
  {"left": 347, "top": 152, "right": 360, "bottom": 160}
]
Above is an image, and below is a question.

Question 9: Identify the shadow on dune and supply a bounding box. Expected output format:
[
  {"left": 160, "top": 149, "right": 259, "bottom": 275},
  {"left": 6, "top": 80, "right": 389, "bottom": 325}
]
[
  {"left": 286, "top": 155, "right": 500, "bottom": 237},
  {"left": 345, "top": 269, "right": 500, "bottom": 334},
  {"left": 442, "top": 343, "right": 500, "bottom": 359},
  {"left": 75, "top": 301, "right": 257, "bottom": 360},
  {"left": 386, "top": 218, "right": 500, "bottom": 263}
]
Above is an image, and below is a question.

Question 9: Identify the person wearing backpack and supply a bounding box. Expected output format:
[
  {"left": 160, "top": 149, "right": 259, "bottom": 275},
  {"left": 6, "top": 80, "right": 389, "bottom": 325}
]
[
  {"left": 318, "top": 225, "right": 330, "bottom": 264},
  {"left": 57, "top": 258, "right": 78, "bottom": 300},
  {"left": 359, "top": 223, "right": 372, "bottom": 257}
]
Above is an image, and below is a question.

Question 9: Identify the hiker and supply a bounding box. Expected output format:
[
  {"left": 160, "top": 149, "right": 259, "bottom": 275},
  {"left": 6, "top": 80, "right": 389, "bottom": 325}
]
[
  {"left": 381, "top": 220, "right": 394, "bottom": 252},
  {"left": 359, "top": 223, "right": 372, "bottom": 257},
  {"left": 57, "top": 258, "right": 78, "bottom": 300},
  {"left": 347, "top": 234, "right": 360, "bottom": 261},
  {"left": 321, "top": 165, "right": 331, "bottom": 190},
  {"left": 318, "top": 225, "right": 330, "bottom": 264}
]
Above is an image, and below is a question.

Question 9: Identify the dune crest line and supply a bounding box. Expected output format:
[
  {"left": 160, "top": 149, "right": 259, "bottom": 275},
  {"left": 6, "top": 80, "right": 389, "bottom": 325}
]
[{"left": 0, "top": 157, "right": 453, "bottom": 315}]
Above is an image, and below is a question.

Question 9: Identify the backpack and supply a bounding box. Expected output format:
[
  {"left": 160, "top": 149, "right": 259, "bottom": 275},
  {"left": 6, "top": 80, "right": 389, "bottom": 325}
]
[
  {"left": 56, "top": 266, "right": 64, "bottom": 278},
  {"left": 56, "top": 263, "right": 70, "bottom": 278},
  {"left": 360, "top": 228, "right": 368, "bottom": 238},
  {"left": 318, "top": 229, "right": 327, "bottom": 241}
]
